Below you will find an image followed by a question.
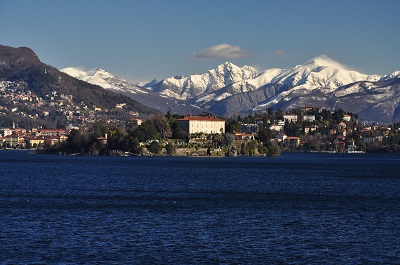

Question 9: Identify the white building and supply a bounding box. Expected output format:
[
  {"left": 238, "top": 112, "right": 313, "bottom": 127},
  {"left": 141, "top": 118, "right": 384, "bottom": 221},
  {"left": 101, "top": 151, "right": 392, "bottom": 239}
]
[
  {"left": 178, "top": 116, "right": 225, "bottom": 134},
  {"left": 343, "top": 114, "right": 352, "bottom": 122},
  {"left": 270, "top": 123, "right": 284, "bottom": 132},
  {"left": 0, "top": 128, "right": 13, "bottom": 137},
  {"left": 303, "top": 115, "right": 316, "bottom": 122}
]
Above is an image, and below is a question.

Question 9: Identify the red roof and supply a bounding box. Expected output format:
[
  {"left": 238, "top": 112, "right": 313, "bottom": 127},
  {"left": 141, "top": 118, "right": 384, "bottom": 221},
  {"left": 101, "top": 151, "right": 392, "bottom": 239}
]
[
  {"left": 178, "top": 116, "right": 225, "bottom": 122},
  {"left": 234, "top": 132, "right": 253, "bottom": 137},
  {"left": 285, "top": 136, "right": 300, "bottom": 140}
]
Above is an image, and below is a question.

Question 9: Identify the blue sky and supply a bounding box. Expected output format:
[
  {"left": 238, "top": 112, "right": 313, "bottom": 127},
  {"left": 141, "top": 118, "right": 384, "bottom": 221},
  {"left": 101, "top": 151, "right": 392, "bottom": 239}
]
[{"left": 1, "top": 0, "right": 399, "bottom": 82}]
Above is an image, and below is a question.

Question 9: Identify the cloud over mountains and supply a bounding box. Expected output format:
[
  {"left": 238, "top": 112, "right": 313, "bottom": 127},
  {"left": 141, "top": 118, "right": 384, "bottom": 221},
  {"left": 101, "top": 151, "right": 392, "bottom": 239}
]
[{"left": 192, "top": 43, "right": 247, "bottom": 60}]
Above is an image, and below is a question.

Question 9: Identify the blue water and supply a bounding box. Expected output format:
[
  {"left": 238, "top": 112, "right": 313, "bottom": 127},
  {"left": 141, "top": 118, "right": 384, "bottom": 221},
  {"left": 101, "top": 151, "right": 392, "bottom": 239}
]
[{"left": 1, "top": 150, "right": 400, "bottom": 264}]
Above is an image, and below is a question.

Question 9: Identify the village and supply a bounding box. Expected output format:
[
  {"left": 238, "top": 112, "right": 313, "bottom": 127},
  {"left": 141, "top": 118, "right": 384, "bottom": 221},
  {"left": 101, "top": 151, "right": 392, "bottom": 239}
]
[
  {"left": 0, "top": 80, "right": 139, "bottom": 132},
  {"left": 0, "top": 93, "right": 398, "bottom": 154}
]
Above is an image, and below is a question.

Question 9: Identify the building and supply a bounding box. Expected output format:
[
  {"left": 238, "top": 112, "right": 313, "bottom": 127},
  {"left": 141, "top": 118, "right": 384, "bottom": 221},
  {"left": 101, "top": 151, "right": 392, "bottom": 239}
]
[
  {"left": 303, "top": 115, "right": 315, "bottom": 122},
  {"left": 304, "top": 125, "right": 318, "bottom": 134},
  {"left": 116, "top": 103, "right": 126, "bottom": 109},
  {"left": 283, "top": 114, "right": 298, "bottom": 123},
  {"left": 233, "top": 132, "right": 255, "bottom": 141},
  {"left": 284, "top": 136, "right": 301, "bottom": 149},
  {"left": 27, "top": 137, "right": 46, "bottom": 147},
  {"left": 45, "top": 135, "right": 69, "bottom": 146},
  {"left": 4, "top": 135, "right": 25, "bottom": 148},
  {"left": 177, "top": 115, "right": 225, "bottom": 134},
  {"left": 130, "top": 118, "right": 142, "bottom": 126},
  {"left": 343, "top": 114, "right": 352, "bottom": 122},
  {"left": 0, "top": 128, "right": 13, "bottom": 137},
  {"left": 270, "top": 123, "right": 284, "bottom": 132},
  {"left": 37, "top": 129, "right": 66, "bottom": 137}
]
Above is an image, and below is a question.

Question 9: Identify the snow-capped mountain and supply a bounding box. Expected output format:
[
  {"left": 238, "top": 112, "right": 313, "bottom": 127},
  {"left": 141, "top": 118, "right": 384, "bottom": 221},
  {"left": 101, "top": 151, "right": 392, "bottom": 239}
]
[
  {"left": 246, "top": 56, "right": 382, "bottom": 110},
  {"left": 62, "top": 56, "right": 400, "bottom": 123},
  {"left": 146, "top": 62, "right": 258, "bottom": 100},
  {"left": 144, "top": 56, "right": 399, "bottom": 122},
  {"left": 60, "top": 67, "right": 205, "bottom": 115},
  {"left": 61, "top": 67, "right": 145, "bottom": 93}
]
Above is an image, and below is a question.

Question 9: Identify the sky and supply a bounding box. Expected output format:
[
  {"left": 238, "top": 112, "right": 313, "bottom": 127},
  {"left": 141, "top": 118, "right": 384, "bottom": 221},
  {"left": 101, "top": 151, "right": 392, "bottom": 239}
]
[{"left": 1, "top": 0, "right": 399, "bottom": 83}]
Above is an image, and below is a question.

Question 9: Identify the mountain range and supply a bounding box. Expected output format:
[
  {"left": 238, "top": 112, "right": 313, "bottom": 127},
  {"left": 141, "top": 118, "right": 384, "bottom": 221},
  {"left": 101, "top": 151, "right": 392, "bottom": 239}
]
[
  {"left": 0, "top": 45, "right": 159, "bottom": 115},
  {"left": 60, "top": 67, "right": 204, "bottom": 115},
  {"left": 0, "top": 44, "right": 162, "bottom": 128},
  {"left": 62, "top": 56, "right": 400, "bottom": 123}
]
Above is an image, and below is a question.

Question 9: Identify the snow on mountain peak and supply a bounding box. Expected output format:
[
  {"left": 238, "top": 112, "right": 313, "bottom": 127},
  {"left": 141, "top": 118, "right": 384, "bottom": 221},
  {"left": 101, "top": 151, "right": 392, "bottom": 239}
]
[
  {"left": 214, "top": 62, "right": 239, "bottom": 73},
  {"left": 307, "top": 55, "right": 347, "bottom": 69},
  {"left": 383, "top": 71, "right": 400, "bottom": 80},
  {"left": 87, "top": 68, "right": 116, "bottom": 79},
  {"left": 60, "top": 66, "right": 139, "bottom": 92},
  {"left": 61, "top": 67, "right": 87, "bottom": 78}
]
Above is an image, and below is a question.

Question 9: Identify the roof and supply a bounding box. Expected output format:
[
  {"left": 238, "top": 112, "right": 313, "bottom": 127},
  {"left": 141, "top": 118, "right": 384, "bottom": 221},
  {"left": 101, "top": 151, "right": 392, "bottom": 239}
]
[
  {"left": 40, "top": 129, "right": 64, "bottom": 131},
  {"left": 234, "top": 132, "right": 253, "bottom": 136},
  {"left": 177, "top": 116, "right": 225, "bottom": 122}
]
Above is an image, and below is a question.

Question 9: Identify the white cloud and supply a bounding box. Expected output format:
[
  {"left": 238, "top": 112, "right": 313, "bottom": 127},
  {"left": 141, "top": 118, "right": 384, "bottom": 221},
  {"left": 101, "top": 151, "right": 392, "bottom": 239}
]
[
  {"left": 309, "top": 55, "right": 351, "bottom": 70},
  {"left": 192, "top": 43, "right": 247, "bottom": 60}
]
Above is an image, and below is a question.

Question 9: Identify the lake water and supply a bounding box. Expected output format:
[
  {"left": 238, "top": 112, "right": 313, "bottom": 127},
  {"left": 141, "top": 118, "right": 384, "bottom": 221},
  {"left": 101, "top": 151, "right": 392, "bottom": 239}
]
[{"left": 1, "top": 150, "right": 400, "bottom": 264}]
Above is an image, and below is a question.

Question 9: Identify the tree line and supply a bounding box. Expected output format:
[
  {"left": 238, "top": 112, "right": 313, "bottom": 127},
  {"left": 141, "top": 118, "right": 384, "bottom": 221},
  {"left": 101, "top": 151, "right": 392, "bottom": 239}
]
[{"left": 40, "top": 108, "right": 400, "bottom": 156}]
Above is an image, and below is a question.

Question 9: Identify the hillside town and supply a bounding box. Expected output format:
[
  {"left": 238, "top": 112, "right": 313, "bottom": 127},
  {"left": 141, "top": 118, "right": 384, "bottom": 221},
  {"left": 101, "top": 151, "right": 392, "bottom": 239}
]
[
  {"left": 1, "top": 93, "right": 399, "bottom": 154},
  {"left": 0, "top": 80, "right": 139, "bottom": 130}
]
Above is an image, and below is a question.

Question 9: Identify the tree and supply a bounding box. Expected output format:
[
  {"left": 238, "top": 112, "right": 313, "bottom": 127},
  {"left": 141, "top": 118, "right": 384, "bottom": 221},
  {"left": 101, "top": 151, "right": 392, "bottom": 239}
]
[
  {"left": 256, "top": 128, "right": 273, "bottom": 143},
  {"left": 147, "top": 114, "right": 171, "bottom": 139},
  {"left": 165, "top": 142, "right": 176, "bottom": 155},
  {"left": 275, "top": 109, "right": 284, "bottom": 120},
  {"left": 332, "top": 108, "right": 345, "bottom": 123},
  {"left": 264, "top": 141, "right": 281, "bottom": 156},
  {"left": 284, "top": 120, "right": 301, "bottom": 137},
  {"left": 240, "top": 142, "right": 249, "bottom": 156},
  {"left": 107, "top": 127, "right": 126, "bottom": 150},
  {"left": 148, "top": 141, "right": 162, "bottom": 154},
  {"left": 90, "top": 121, "right": 108, "bottom": 139},
  {"left": 171, "top": 121, "right": 188, "bottom": 139},
  {"left": 131, "top": 122, "right": 159, "bottom": 142},
  {"left": 226, "top": 119, "right": 240, "bottom": 133},
  {"left": 125, "top": 136, "right": 142, "bottom": 154},
  {"left": 224, "top": 133, "right": 235, "bottom": 156},
  {"left": 62, "top": 129, "right": 87, "bottom": 154},
  {"left": 247, "top": 140, "right": 258, "bottom": 156}
]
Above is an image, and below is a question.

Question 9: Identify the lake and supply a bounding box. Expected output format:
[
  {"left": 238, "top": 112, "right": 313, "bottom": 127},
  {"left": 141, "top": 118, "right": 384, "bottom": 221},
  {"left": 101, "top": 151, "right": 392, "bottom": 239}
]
[{"left": 1, "top": 150, "right": 399, "bottom": 264}]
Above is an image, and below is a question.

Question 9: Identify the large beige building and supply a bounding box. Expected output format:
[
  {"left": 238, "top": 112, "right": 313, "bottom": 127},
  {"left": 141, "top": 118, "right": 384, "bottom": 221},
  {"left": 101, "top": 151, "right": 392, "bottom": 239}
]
[{"left": 178, "top": 116, "right": 225, "bottom": 134}]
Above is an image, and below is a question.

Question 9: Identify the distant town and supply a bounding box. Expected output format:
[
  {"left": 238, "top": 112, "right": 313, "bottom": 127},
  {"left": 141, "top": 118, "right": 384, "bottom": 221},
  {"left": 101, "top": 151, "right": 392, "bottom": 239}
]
[
  {"left": 0, "top": 80, "right": 140, "bottom": 131},
  {"left": 1, "top": 81, "right": 399, "bottom": 156}
]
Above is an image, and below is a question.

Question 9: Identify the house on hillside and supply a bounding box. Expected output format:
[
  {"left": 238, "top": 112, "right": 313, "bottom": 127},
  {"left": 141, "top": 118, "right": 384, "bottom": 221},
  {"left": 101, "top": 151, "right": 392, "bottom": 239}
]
[
  {"left": 284, "top": 136, "right": 301, "bottom": 149},
  {"left": 304, "top": 125, "right": 318, "bottom": 134},
  {"left": 130, "top": 118, "right": 142, "bottom": 126},
  {"left": 303, "top": 115, "right": 315, "bottom": 122},
  {"left": 37, "top": 129, "right": 66, "bottom": 137},
  {"left": 233, "top": 132, "right": 255, "bottom": 141},
  {"left": 343, "top": 114, "right": 352, "bottom": 122},
  {"left": 0, "top": 128, "right": 13, "bottom": 137},
  {"left": 177, "top": 115, "right": 225, "bottom": 134},
  {"left": 270, "top": 123, "right": 284, "bottom": 132},
  {"left": 283, "top": 114, "right": 298, "bottom": 123}
]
